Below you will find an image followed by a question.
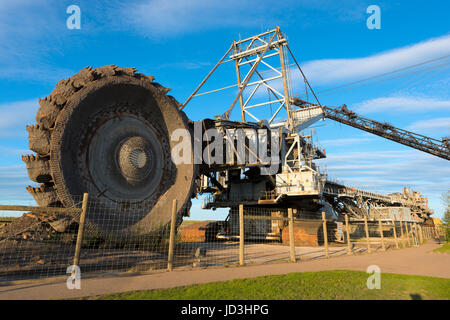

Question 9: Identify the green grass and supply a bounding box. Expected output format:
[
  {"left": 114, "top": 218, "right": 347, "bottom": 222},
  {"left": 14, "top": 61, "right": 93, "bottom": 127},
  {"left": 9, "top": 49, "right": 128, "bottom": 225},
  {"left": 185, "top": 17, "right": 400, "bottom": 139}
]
[
  {"left": 433, "top": 243, "right": 450, "bottom": 253},
  {"left": 84, "top": 270, "right": 450, "bottom": 300}
]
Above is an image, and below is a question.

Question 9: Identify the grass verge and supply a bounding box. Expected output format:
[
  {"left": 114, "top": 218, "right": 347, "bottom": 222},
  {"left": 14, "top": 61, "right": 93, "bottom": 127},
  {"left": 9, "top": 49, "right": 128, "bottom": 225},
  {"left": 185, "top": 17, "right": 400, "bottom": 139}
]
[
  {"left": 433, "top": 242, "right": 450, "bottom": 253},
  {"left": 84, "top": 270, "right": 450, "bottom": 300}
]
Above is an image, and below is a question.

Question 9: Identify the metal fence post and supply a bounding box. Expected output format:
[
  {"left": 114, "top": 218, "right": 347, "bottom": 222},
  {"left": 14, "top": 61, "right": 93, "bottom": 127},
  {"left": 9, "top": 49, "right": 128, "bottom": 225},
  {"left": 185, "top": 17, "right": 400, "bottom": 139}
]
[
  {"left": 288, "top": 208, "right": 296, "bottom": 262},
  {"left": 167, "top": 199, "right": 177, "bottom": 271},
  {"left": 378, "top": 218, "right": 386, "bottom": 251},
  {"left": 345, "top": 214, "right": 352, "bottom": 255},
  {"left": 322, "top": 212, "right": 329, "bottom": 258},
  {"left": 364, "top": 215, "right": 371, "bottom": 253},
  {"left": 391, "top": 219, "right": 399, "bottom": 249},
  {"left": 73, "top": 193, "right": 89, "bottom": 273},
  {"left": 239, "top": 204, "right": 244, "bottom": 266}
]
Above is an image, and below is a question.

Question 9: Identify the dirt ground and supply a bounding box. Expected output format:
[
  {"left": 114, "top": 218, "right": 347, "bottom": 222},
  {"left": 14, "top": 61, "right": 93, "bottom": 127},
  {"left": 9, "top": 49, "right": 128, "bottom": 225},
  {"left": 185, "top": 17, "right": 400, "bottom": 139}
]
[
  {"left": 0, "top": 242, "right": 448, "bottom": 300},
  {"left": 0, "top": 236, "right": 387, "bottom": 282}
]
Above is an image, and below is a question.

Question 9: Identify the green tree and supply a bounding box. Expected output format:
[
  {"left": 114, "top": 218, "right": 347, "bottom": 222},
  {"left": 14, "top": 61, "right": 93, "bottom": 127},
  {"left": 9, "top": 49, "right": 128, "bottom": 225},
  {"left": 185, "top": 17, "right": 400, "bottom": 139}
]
[{"left": 442, "top": 191, "right": 450, "bottom": 242}]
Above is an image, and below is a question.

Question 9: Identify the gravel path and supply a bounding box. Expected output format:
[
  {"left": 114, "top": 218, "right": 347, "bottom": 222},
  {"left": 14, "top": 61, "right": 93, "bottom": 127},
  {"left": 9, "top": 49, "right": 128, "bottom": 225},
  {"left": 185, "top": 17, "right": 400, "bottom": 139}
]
[{"left": 0, "top": 242, "right": 448, "bottom": 300}]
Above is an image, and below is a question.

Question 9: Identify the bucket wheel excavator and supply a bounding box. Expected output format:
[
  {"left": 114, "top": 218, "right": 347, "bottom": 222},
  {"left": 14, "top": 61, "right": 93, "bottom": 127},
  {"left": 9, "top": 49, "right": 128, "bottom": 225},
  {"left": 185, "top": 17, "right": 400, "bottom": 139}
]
[{"left": 21, "top": 27, "right": 449, "bottom": 238}]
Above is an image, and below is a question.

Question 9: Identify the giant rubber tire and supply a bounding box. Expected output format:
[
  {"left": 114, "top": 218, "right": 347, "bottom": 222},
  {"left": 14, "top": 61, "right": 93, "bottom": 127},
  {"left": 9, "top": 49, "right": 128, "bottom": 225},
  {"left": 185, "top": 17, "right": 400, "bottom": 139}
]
[{"left": 24, "top": 65, "right": 197, "bottom": 235}]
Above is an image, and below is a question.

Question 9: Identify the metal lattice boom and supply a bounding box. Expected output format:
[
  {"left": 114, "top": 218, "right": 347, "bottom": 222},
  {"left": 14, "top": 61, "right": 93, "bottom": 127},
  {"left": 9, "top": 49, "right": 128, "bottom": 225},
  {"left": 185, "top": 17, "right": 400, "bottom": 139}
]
[{"left": 291, "top": 98, "right": 450, "bottom": 161}]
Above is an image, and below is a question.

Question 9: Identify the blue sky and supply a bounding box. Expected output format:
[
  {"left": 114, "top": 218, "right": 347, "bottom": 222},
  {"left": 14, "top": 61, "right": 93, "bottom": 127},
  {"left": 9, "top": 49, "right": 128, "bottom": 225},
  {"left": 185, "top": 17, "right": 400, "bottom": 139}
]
[{"left": 0, "top": 0, "right": 448, "bottom": 220}]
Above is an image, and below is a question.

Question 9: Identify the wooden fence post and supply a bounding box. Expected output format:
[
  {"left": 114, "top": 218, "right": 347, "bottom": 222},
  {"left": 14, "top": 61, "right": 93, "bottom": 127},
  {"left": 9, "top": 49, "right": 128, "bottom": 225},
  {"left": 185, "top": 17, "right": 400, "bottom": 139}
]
[
  {"left": 418, "top": 224, "right": 424, "bottom": 244},
  {"left": 73, "top": 193, "right": 89, "bottom": 274},
  {"left": 364, "top": 215, "right": 371, "bottom": 253},
  {"left": 413, "top": 223, "right": 419, "bottom": 246},
  {"left": 392, "top": 219, "right": 399, "bottom": 249},
  {"left": 405, "top": 221, "right": 411, "bottom": 246},
  {"left": 378, "top": 218, "right": 386, "bottom": 251},
  {"left": 410, "top": 223, "right": 417, "bottom": 246},
  {"left": 239, "top": 204, "right": 245, "bottom": 266},
  {"left": 322, "top": 212, "right": 329, "bottom": 258},
  {"left": 399, "top": 219, "right": 405, "bottom": 248},
  {"left": 288, "top": 208, "right": 296, "bottom": 262},
  {"left": 167, "top": 199, "right": 177, "bottom": 271},
  {"left": 345, "top": 214, "right": 352, "bottom": 255}
]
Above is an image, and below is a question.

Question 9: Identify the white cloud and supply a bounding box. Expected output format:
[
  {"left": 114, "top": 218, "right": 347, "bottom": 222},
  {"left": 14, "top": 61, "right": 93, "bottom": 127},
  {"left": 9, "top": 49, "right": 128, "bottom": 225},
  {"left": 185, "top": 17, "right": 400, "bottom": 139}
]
[
  {"left": 0, "top": 146, "right": 30, "bottom": 157},
  {"left": 407, "top": 117, "right": 450, "bottom": 134},
  {"left": 120, "top": 0, "right": 268, "bottom": 38},
  {"left": 0, "top": 164, "right": 33, "bottom": 202},
  {"left": 0, "top": 99, "right": 38, "bottom": 138},
  {"left": 321, "top": 149, "right": 450, "bottom": 217},
  {"left": 354, "top": 96, "right": 450, "bottom": 114},
  {"left": 117, "top": 0, "right": 365, "bottom": 39},
  {"left": 320, "top": 137, "right": 373, "bottom": 147},
  {"left": 0, "top": 1, "right": 75, "bottom": 82},
  {"left": 301, "top": 34, "right": 450, "bottom": 85},
  {"left": 157, "top": 61, "right": 212, "bottom": 70}
]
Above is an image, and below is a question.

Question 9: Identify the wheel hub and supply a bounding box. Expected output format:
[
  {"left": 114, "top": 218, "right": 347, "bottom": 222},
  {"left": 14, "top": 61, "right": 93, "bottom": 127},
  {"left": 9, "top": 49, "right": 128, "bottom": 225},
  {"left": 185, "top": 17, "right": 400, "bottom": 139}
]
[
  {"left": 79, "top": 111, "right": 168, "bottom": 203},
  {"left": 117, "top": 136, "right": 153, "bottom": 182}
]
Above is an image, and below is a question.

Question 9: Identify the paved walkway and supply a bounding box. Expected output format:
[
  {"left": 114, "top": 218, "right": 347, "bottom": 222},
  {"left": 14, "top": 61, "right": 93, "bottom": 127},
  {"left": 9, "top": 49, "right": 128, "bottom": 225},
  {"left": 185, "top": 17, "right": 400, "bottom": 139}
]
[{"left": 0, "top": 242, "right": 448, "bottom": 300}]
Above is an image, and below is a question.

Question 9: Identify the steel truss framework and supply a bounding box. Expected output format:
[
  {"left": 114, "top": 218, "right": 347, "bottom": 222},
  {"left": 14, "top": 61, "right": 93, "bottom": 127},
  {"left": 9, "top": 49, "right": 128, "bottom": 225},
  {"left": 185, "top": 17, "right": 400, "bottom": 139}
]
[{"left": 180, "top": 26, "right": 315, "bottom": 130}]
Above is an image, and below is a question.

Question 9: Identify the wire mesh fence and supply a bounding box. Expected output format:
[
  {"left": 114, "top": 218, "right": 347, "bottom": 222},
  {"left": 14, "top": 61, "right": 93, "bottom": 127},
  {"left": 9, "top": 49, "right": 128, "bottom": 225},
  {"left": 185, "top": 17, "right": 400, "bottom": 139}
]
[
  {"left": 0, "top": 195, "right": 444, "bottom": 284},
  {"left": 0, "top": 196, "right": 84, "bottom": 282},
  {"left": 343, "top": 217, "right": 434, "bottom": 255}
]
